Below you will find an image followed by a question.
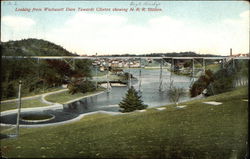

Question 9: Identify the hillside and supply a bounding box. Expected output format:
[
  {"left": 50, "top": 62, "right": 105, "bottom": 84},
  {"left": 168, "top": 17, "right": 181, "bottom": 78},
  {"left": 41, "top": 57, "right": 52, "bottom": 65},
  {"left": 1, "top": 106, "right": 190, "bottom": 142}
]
[
  {"left": 1, "top": 87, "right": 248, "bottom": 158},
  {"left": 1, "top": 38, "right": 76, "bottom": 56},
  {"left": 1, "top": 39, "right": 92, "bottom": 100}
]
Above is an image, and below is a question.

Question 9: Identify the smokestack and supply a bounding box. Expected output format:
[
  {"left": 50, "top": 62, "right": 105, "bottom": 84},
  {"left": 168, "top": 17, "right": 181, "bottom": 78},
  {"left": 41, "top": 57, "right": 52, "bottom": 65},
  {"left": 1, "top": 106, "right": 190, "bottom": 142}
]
[{"left": 230, "top": 48, "right": 232, "bottom": 56}]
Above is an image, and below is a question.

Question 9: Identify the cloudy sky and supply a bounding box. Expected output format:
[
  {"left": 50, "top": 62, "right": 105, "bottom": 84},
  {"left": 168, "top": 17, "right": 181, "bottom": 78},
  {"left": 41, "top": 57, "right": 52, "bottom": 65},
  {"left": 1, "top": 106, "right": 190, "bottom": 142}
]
[{"left": 1, "top": 1, "right": 249, "bottom": 56}]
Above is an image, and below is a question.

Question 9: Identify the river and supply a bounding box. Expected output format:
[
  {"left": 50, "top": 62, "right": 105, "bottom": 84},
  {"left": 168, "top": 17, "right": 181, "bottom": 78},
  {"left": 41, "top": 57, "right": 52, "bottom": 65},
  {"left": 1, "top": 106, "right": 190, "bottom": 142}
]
[{"left": 1, "top": 68, "right": 197, "bottom": 125}]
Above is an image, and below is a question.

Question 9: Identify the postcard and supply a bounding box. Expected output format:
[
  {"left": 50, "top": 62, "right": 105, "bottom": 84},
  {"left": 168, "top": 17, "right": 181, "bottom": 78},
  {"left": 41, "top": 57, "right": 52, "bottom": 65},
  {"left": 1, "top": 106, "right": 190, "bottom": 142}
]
[{"left": 1, "top": 1, "right": 249, "bottom": 158}]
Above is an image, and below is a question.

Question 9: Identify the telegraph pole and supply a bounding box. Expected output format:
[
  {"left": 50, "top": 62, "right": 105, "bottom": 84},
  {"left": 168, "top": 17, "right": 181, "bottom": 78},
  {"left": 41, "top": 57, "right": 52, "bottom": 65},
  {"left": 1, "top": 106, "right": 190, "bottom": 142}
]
[{"left": 16, "top": 80, "right": 22, "bottom": 136}]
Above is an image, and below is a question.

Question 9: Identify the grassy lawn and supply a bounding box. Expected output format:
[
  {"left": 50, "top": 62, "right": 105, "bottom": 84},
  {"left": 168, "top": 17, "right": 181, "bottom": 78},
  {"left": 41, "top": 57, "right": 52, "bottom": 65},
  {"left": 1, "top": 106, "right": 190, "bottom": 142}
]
[
  {"left": 1, "top": 87, "right": 248, "bottom": 158},
  {"left": 0, "top": 99, "right": 49, "bottom": 112},
  {"left": 44, "top": 88, "right": 105, "bottom": 104}
]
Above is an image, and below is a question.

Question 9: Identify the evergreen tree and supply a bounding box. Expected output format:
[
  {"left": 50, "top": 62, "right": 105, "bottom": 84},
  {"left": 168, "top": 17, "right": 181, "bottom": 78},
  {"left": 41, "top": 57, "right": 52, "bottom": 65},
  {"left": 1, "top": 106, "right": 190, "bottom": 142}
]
[{"left": 119, "top": 86, "right": 147, "bottom": 112}]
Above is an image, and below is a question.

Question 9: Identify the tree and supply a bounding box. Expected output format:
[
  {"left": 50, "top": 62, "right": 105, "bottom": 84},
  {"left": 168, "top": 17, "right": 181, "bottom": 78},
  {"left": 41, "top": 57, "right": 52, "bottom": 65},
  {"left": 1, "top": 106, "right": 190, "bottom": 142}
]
[
  {"left": 68, "top": 79, "right": 95, "bottom": 95},
  {"left": 206, "top": 68, "right": 235, "bottom": 96},
  {"left": 6, "top": 83, "right": 16, "bottom": 98},
  {"left": 119, "top": 86, "right": 147, "bottom": 112},
  {"left": 190, "top": 70, "right": 214, "bottom": 97},
  {"left": 167, "top": 82, "right": 186, "bottom": 106}
]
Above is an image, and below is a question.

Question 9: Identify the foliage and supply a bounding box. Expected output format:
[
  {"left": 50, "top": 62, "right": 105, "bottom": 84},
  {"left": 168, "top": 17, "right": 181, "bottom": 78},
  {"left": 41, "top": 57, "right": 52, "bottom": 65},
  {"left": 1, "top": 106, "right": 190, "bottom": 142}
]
[
  {"left": 183, "top": 61, "right": 192, "bottom": 68},
  {"left": 206, "top": 60, "right": 248, "bottom": 96},
  {"left": 167, "top": 83, "right": 186, "bottom": 106},
  {"left": 1, "top": 39, "right": 93, "bottom": 100},
  {"left": 235, "top": 60, "right": 248, "bottom": 78},
  {"left": 6, "top": 83, "right": 16, "bottom": 98},
  {"left": 74, "top": 60, "right": 92, "bottom": 78},
  {"left": 68, "top": 80, "right": 95, "bottom": 95},
  {"left": 119, "top": 86, "right": 147, "bottom": 112},
  {"left": 1, "top": 38, "right": 75, "bottom": 56},
  {"left": 1, "top": 59, "right": 40, "bottom": 99},
  {"left": 206, "top": 68, "right": 235, "bottom": 96},
  {"left": 123, "top": 72, "right": 133, "bottom": 80},
  {"left": 190, "top": 70, "right": 214, "bottom": 97}
]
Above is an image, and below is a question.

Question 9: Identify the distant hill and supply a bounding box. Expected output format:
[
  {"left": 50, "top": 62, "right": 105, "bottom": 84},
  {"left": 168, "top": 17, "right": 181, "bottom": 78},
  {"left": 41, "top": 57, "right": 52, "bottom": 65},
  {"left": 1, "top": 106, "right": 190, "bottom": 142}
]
[
  {"left": 145, "top": 52, "right": 221, "bottom": 57},
  {"left": 1, "top": 38, "right": 76, "bottom": 56},
  {"left": 100, "top": 52, "right": 221, "bottom": 57}
]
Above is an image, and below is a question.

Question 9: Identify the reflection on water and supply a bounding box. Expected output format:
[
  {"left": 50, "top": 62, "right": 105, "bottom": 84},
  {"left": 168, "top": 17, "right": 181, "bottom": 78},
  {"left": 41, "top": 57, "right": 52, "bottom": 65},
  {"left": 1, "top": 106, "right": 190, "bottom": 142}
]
[{"left": 67, "top": 68, "right": 196, "bottom": 113}]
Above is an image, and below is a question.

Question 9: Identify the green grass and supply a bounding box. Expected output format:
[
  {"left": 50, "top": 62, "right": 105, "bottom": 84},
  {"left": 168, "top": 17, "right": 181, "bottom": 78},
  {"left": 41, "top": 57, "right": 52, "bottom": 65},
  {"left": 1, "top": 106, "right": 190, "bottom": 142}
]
[
  {"left": 45, "top": 88, "right": 105, "bottom": 104},
  {"left": 206, "top": 64, "right": 221, "bottom": 73},
  {"left": 0, "top": 99, "right": 49, "bottom": 112},
  {"left": 1, "top": 87, "right": 248, "bottom": 158}
]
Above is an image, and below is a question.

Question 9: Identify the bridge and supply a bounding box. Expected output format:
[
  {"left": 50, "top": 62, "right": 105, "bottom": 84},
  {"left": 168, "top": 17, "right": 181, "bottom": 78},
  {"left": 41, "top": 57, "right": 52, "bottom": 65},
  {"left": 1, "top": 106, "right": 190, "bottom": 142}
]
[
  {"left": 2, "top": 55, "right": 249, "bottom": 60},
  {"left": 3, "top": 55, "right": 249, "bottom": 92}
]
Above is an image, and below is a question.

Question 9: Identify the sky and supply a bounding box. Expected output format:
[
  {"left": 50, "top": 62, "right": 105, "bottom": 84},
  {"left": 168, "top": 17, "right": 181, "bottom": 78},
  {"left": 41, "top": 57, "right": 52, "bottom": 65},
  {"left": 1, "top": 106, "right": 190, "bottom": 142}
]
[{"left": 1, "top": 1, "right": 249, "bottom": 56}]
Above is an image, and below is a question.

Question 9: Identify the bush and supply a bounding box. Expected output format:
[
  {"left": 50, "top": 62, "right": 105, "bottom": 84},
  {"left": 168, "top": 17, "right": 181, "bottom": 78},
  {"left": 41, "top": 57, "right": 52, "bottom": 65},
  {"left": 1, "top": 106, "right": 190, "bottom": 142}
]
[
  {"left": 68, "top": 80, "right": 95, "bottom": 95},
  {"left": 6, "top": 83, "right": 16, "bottom": 98},
  {"left": 190, "top": 70, "right": 214, "bottom": 97},
  {"left": 119, "top": 86, "right": 147, "bottom": 112},
  {"left": 167, "top": 85, "right": 186, "bottom": 106},
  {"left": 206, "top": 68, "right": 235, "bottom": 96}
]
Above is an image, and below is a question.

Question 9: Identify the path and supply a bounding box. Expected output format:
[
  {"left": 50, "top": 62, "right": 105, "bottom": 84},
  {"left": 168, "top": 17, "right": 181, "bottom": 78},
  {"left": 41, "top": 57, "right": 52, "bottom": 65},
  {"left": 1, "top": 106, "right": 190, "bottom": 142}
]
[{"left": 1, "top": 89, "right": 68, "bottom": 104}]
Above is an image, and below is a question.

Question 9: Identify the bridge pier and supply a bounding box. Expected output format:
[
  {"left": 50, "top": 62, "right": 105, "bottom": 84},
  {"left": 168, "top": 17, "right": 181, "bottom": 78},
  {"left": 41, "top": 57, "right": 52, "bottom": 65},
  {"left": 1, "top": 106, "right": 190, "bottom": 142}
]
[
  {"left": 95, "top": 65, "right": 98, "bottom": 89},
  {"left": 232, "top": 58, "right": 235, "bottom": 69},
  {"left": 203, "top": 58, "right": 206, "bottom": 75},
  {"left": 94, "top": 56, "right": 99, "bottom": 90},
  {"left": 138, "top": 58, "right": 142, "bottom": 92},
  {"left": 128, "top": 59, "right": 132, "bottom": 89},
  {"left": 159, "top": 58, "right": 163, "bottom": 92},
  {"left": 106, "top": 69, "right": 111, "bottom": 93},
  {"left": 170, "top": 58, "right": 174, "bottom": 83},
  {"left": 189, "top": 58, "right": 195, "bottom": 88},
  {"left": 192, "top": 58, "right": 195, "bottom": 78},
  {"left": 63, "top": 58, "right": 76, "bottom": 70},
  {"left": 73, "top": 59, "right": 75, "bottom": 70},
  {"left": 222, "top": 58, "right": 225, "bottom": 69},
  {"left": 37, "top": 58, "right": 40, "bottom": 79}
]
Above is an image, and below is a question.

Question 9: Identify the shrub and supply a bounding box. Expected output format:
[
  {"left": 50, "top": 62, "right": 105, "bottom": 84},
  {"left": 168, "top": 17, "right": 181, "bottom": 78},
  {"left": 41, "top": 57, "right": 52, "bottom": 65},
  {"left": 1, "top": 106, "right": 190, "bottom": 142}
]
[
  {"left": 167, "top": 85, "right": 186, "bottom": 106},
  {"left": 190, "top": 70, "right": 214, "bottom": 97},
  {"left": 68, "top": 80, "right": 95, "bottom": 95},
  {"left": 6, "top": 83, "right": 16, "bottom": 98},
  {"left": 206, "top": 68, "right": 235, "bottom": 96}
]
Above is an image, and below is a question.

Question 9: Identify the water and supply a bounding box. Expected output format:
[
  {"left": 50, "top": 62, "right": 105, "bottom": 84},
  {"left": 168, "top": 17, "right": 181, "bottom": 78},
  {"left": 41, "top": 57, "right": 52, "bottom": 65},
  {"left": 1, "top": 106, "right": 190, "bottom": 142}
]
[{"left": 1, "top": 68, "right": 196, "bottom": 125}]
